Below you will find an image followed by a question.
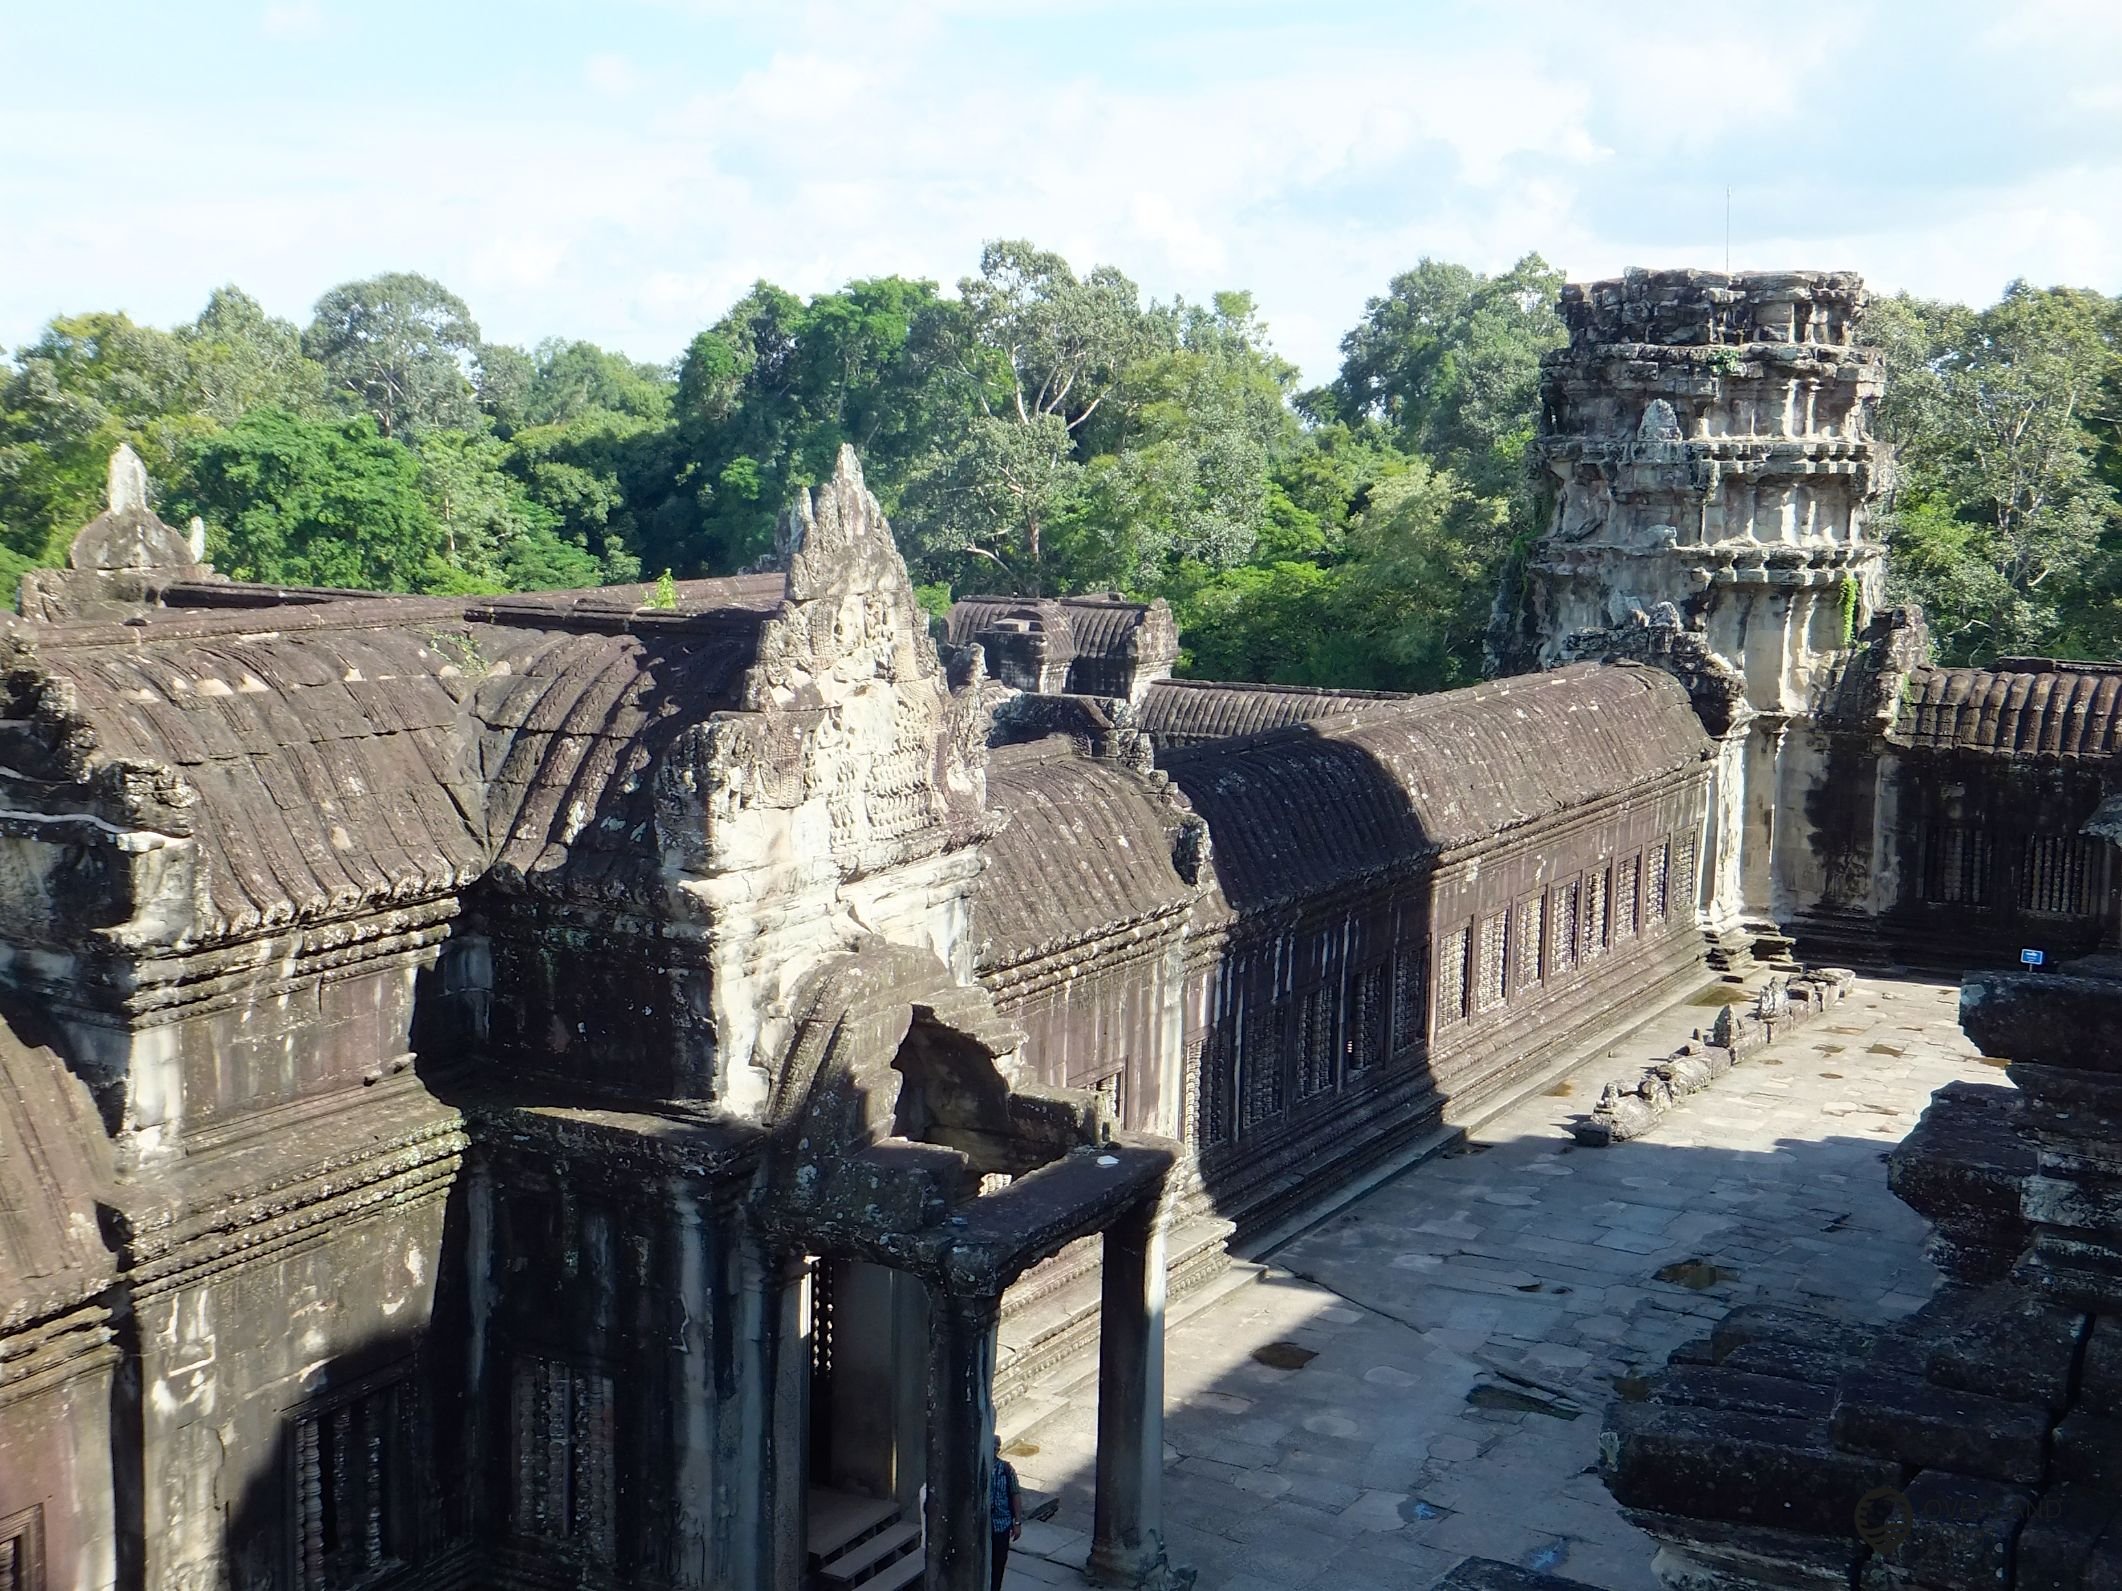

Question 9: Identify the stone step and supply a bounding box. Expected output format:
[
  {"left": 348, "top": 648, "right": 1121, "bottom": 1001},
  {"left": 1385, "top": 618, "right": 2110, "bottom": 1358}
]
[
  {"left": 994, "top": 1214, "right": 1234, "bottom": 1408},
  {"left": 860, "top": 1548, "right": 925, "bottom": 1591},
  {"left": 806, "top": 1490, "right": 900, "bottom": 1567},
  {"left": 820, "top": 1520, "right": 919, "bottom": 1588}
]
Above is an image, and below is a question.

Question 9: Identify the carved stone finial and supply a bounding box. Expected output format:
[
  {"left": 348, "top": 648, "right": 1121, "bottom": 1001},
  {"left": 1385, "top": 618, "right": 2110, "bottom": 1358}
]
[
  {"left": 1637, "top": 399, "right": 1683, "bottom": 443},
  {"left": 188, "top": 517, "right": 207, "bottom": 562},
  {"left": 109, "top": 444, "right": 150, "bottom": 515},
  {"left": 67, "top": 446, "right": 198, "bottom": 573}
]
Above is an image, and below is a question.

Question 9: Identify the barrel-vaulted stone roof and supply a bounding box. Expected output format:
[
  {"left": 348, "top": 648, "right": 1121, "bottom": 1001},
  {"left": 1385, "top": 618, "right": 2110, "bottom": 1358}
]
[
  {"left": 1133, "top": 678, "right": 1413, "bottom": 750},
  {"left": 1893, "top": 661, "right": 2122, "bottom": 759},
  {"left": 1, "top": 580, "right": 777, "bottom": 941},
  {"left": 973, "top": 740, "right": 1197, "bottom": 966},
  {"left": 1160, "top": 662, "right": 1710, "bottom": 911}
]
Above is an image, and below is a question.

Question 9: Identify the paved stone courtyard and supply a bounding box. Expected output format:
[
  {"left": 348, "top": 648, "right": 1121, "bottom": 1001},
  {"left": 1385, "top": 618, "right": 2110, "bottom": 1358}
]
[{"left": 996, "top": 973, "right": 2000, "bottom": 1590}]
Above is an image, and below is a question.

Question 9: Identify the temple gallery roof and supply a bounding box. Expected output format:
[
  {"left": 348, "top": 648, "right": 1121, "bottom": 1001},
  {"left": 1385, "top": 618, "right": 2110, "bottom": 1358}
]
[
  {"left": 1132, "top": 678, "right": 1413, "bottom": 750},
  {"left": 1160, "top": 662, "right": 1711, "bottom": 911},
  {"left": 973, "top": 740, "right": 1197, "bottom": 966},
  {"left": 945, "top": 594, "right": 1179, "bottom": 697},
  {"left": 1894, "top": 660, "right": 2122, "bottom": 759},
  {"left": 1, "top": 579, "right": 776, "bottom": 939}
]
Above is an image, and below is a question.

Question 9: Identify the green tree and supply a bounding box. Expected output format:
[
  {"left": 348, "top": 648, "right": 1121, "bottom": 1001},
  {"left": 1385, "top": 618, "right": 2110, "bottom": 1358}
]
[
  {"left": 178, "top": 286, "right": 330, "bottom": 425},
  {"left": 174, "top": 409, "right": 452, "bottom": 590},
  {"left": 659, "top": 276, "right": 961, "bottom": 573},
  {"left": 0, "top": 311, "right": 209, "bottom": 573},
  {"left": 415, "top": 427, "right": 566, "bottom": 589},
  {"left": 475, "top": 342, "right": 536, "bottom": 436},
  {"left": 1326, "top": 253, "right": 1565, "bottom": 501},
  {"left": 525, "top": 338, "right": 673, "bottom": 428},
  {"left": 1065, "top": 293, "right": 1299, "bottom": 588},
  {"left": 1879, "top": 283, "right": 2121, "bottom": 659},
  {"left": 1337, "top": 458, "right": 1506, "bottom": 690},
  {"left": 900, "top": 241, "right": 1156, "bottom": 591},
  {"left": 303, "top": 273, "right": 483, "bottom": 439},
  {"left": 505, "top": 409, "right": 659, "bottom": 585}
]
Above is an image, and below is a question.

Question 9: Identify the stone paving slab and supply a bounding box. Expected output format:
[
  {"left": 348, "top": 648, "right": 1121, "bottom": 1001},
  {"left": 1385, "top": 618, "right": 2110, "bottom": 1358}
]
[{"left": 1001, "top": 974, "right": 1997, "bottom": 1591}]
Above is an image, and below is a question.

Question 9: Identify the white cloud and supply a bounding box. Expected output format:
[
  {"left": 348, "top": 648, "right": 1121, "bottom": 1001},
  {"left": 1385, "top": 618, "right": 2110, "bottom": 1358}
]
[{"left": 2, "top": 4, "right": 2115, "bottom": 386}]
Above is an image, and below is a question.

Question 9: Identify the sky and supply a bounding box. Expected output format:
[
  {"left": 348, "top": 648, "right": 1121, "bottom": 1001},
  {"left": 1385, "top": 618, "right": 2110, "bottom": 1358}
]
[{"left": 3, "top": 0, "right": 2119, "bottom": 387}]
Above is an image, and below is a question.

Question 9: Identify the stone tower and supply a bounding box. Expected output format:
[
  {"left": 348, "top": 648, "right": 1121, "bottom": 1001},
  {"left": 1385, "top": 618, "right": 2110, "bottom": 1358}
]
[{"left": 1514, "top": 269, "right": 1889, "bottom": 962}]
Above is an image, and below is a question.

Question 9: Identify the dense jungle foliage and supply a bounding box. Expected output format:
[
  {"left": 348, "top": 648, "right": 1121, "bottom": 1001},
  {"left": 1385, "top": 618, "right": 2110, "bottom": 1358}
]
[{"left": 3, "top": 248, "right": 2116, "bottom": 681}]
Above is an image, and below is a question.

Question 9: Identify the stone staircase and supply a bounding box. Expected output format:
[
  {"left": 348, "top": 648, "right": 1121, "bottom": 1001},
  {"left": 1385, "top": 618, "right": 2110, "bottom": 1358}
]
[{"left": 807, "top": 1490, "right": 921, "bottom": 1591}]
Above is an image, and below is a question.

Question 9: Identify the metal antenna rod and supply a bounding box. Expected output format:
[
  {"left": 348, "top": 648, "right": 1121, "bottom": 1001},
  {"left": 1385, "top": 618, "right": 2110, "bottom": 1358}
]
[{"left": 1725, "top": 187, "right": 1731, "bottom": 274}]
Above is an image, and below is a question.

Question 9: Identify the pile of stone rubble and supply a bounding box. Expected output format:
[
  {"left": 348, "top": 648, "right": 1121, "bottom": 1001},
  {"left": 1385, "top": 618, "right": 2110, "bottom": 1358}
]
[{"left": 1575, "top": 969, "right": 1858, "bottom": 1146}]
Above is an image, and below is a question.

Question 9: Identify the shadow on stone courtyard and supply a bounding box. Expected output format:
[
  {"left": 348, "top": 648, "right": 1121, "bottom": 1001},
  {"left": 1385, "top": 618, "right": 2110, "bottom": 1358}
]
[{"left": 994, "top": 976, "right": 1989, "bottom": 1591}]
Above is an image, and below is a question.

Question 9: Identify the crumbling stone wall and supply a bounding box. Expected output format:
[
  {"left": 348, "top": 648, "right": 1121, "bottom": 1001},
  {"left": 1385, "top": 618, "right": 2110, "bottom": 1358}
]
[{"left": 1603, "top": 950, "right": 2122, "bottom": 1587}]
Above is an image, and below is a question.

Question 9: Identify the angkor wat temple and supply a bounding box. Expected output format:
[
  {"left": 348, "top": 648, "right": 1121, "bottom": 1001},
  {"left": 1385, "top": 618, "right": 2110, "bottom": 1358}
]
[{"left": 4, "top": 271, "right": 2117, "bottom": 1591}]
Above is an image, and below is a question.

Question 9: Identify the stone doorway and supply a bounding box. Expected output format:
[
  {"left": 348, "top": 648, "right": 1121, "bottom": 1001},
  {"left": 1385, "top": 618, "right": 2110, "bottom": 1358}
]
[
  {"left": 806, "top": 1255, "right": 930, "bottom": 1508},
  {"left": 764, "top": 944, "right": 1182, "bottom": 1589}
]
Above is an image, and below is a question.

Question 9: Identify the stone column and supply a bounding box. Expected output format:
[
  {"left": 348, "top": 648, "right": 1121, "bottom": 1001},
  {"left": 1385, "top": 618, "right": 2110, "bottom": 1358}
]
[
  {"left": 759, "top": 1243, "right": 809, "bottom": 1591},
  {"left": 1089, "top": 1195, "right": 1168, "bottom": 1586},
  {"left": 1698, "top": 725, "right": 1754, "bottom": 966},
  {"left": 923, "top": 1288, "right": 1000, "bottom": 1591}
]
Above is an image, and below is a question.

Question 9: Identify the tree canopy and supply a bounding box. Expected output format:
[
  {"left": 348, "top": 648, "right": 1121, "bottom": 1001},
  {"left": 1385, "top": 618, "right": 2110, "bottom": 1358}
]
[{"left": 1, "top": 250, "right": 2115, "bottom": 684}]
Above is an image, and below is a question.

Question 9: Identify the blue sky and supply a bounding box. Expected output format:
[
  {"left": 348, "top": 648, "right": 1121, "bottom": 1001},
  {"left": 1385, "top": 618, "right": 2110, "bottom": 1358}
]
[{"left": 3, "top": 0, "right": 2118, "bottom": 385}]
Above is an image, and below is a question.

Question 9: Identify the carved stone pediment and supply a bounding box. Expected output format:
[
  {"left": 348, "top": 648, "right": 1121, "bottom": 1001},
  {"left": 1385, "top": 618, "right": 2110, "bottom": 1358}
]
[{"left": 683, "top": 447, "right": 994, "bottom": 881}]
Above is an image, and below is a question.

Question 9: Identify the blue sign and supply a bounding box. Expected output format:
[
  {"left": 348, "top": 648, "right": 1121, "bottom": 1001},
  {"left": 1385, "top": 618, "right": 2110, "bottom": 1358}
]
[{"left": 2022, "top": 948, "right": 2045, "bottom": 967}]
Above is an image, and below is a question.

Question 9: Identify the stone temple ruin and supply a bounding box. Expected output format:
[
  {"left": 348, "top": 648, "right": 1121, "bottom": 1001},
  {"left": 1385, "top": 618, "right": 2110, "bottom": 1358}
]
[{"left": 2, "top": 269, "right": 2119, "bottom": 1591}]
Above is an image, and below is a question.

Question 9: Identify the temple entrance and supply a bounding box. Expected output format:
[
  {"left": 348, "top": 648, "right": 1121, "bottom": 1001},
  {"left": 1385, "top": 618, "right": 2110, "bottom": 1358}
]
[
  {"left": 767, "top": 945, "right": 1180, "bottom": 1589},
  {"left": 805, "top": 1255, "right": 929, "bottom": 1505},
  {"left": 802, "top": 999, "right": 992, "bottom": 1503}
]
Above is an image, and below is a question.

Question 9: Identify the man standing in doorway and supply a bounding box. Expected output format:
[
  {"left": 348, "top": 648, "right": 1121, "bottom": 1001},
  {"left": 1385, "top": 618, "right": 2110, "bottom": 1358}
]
[{"left": 989, "top": 1435, "right": 1022, "bottom": 1590}]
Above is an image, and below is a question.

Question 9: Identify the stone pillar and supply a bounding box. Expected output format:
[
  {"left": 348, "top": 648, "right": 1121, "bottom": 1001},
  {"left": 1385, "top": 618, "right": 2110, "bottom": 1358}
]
[
  {"left": 923, "top": 1288, "right": 1000, "bottom": 1591},
  {"left": 1089, "top": 1196, "right": 1168, "bottom": 1586},
  {"left": 758, "top": 1243, "right": 809, "bottom": 1591},
  {"left": 1698, "top": 725, "right": 1753, "bottom": 966}
]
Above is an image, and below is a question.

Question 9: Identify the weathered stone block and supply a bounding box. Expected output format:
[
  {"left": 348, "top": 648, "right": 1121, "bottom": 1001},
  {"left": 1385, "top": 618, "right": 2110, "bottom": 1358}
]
[
  {"left": 1621, "top": 1508, "right": 1864, "bottom": 1591},
  {"left": 1829, "top": 1371, "right": 2050, "bottom": 1483},
  {"left": 1961, "top": 971, "right": 2122, "bottom": 1075},
  {"left": 1924, "top": 1293, "right": 2085, "bottom": 1412},
  {"left": 1650, "top": 1366, "right": 1837, "bottom": 1421},
  {"left": 2015, "top": 1483, "right": 2122, "bottom": 1589},
  {"left": 1720, "top": 1341, "right": 1868, "bottom": 1386},
  {"left": 1603, "top": 1401, "right": 1903, "bottom": 1536},
  {"left": 1710, "top": 1306, "right": 1880, "bottom": 1364},
  {"left": 2052, "top": 1409, "right": 2122, "bottom": 1493},
  {"left": 2080, "top": 1314, "right": 2122, "bottom": 1418},
  {"left": 1861, "top": 1470, "right": 2032, "bottom": 1589},
  {"left": 1887, "top": 1084, "right": 2035, "bottom": 1285}
]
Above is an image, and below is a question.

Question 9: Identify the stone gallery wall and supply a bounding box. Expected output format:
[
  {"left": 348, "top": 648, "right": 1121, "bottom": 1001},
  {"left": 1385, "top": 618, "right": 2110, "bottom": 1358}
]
[
  {"left": 1792, "top": 629, "right": 2122, "bottom": 967},
  {"left": 1162, "top": 665, "right": 1713, "bottom": 1235}
]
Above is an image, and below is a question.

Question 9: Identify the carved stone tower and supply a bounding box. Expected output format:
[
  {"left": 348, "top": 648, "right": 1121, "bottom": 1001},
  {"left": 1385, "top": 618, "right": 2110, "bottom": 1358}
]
[{"left": 1515, "top": 269, "right": 1889, "bottom": 962}]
